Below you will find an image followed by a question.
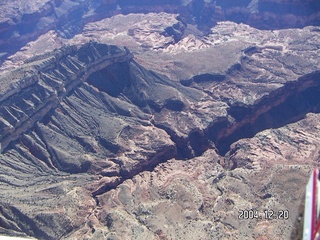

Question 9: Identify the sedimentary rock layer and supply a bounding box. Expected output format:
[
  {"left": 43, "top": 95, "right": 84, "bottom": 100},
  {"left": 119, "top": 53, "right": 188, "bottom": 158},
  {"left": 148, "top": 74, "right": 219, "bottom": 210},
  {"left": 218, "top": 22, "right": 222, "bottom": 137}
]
[
  {"left": 0, "top": 3, "right": 320, "bottom": 239},
  {"left": 1, "top": 0, "right": 320, "bottom": 63},
  {"left": 0, "top": 38, "right": 319, "bottom": 238},
  {"left": 0, "top": 42, "right": 133, "bottom": 152}
]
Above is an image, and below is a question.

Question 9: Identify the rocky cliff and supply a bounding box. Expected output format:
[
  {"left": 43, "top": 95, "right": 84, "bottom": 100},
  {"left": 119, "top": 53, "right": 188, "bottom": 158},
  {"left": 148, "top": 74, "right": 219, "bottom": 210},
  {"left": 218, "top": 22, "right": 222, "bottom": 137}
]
[
  {"left": 0, "top": 32, "right": 319, "bottom": 238},
  {"left": 0, "top": 1, "right": 320, "bottom": 240},
  {"left": 0, "top": 43, "right": 132, "bottom": 152},
  {"left": 1, "top": 0, "right": 320, "bottom": 64}
]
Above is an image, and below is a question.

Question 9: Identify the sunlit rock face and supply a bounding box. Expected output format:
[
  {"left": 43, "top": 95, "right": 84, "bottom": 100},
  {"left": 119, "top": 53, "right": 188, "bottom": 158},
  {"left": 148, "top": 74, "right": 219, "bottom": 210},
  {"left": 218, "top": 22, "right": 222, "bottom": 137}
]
[
  {"left": 0, "top": 1, "right": 320, "bottom": 240},
  {"left": 1, "top": 0, "right": 320, "bottom": 63}
]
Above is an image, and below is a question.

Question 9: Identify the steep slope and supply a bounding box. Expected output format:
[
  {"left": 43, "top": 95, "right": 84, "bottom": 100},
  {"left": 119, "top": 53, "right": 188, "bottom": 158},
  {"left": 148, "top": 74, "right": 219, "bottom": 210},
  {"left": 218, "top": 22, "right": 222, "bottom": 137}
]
[
  {"left": 86, "top": 111, "right": 320, "bottom": 239},
  {"left": 0, "top": 4, "right": 320, "bottom": 239},
  {"left": 2, "top": 0, "right": 320, "bottom": 64},
  {"left": 0, "top": 37, "right": 319, "bottom": 238},
  {"left": 0, "top": 42, "right": 204, "bottom": 239},
  {"left": 0, "top": 42, "right": 136, "bottom": 239}
]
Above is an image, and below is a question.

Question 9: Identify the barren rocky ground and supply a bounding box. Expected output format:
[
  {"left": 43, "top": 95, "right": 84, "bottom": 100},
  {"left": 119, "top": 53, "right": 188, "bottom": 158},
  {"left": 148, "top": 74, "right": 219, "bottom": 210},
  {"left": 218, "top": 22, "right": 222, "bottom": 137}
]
[{"left": 0, "top": 0, "right": 320, "bottom": 239}]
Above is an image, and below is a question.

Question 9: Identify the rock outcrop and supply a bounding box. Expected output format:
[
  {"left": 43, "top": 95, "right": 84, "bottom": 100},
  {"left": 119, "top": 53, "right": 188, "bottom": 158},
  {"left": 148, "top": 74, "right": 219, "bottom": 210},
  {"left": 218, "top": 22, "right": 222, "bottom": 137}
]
[
  {"left": 0, "top": 42, "right": 132, "bottom": 153},
  {"left": 2, "top": 0, "right": 320, "bottom": 64},
  {"left": 0, "top": 1, "right": 320, "bottom": 240}
]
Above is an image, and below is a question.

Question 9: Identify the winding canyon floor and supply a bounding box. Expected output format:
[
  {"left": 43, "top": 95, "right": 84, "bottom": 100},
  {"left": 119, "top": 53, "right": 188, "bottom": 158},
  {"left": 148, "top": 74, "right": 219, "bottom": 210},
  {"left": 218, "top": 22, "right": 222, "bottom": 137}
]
[{"left": 0, "top": 4, "right": 320, "bottom": 240}]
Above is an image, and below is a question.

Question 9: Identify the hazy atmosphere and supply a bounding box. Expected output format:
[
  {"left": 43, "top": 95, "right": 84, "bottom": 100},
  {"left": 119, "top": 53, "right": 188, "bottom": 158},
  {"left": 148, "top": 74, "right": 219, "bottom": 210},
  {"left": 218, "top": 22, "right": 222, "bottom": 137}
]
[{"left": 0, "top": 0, "right": 320, "bottom": 239}]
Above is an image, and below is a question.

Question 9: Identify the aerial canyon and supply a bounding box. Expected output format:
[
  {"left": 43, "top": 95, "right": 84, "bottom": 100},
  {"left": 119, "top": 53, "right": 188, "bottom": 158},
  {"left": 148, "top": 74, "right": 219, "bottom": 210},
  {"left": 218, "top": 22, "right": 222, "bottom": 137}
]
[{"left": 0, "top": 0, "right": 320, "bottom": 239}]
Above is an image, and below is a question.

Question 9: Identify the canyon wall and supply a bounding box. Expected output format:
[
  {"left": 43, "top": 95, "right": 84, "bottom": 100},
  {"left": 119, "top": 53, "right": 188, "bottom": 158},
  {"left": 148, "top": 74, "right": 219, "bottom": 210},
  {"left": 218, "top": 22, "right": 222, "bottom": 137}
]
[
  {"left": 0, "top": 1, "right": 320, "bottom": 239},
  {"left": 0, "top": 37, "right": 319, "bottom": 238},
  {"left": 1, "top": 0, "right": 320, "bottom": 63}
]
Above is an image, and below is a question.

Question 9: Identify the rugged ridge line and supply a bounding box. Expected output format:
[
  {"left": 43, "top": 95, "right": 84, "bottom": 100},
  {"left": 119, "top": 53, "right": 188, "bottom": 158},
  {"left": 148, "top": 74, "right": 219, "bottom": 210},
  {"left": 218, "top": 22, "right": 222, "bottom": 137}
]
[
  {"left": 0, "top": 42, "right": 319, "bottom": 239},
  {"left": 2, "top": 42, "right": 320, "bottom": 181},
  {"left": 146, "top": 70, "right": 320, "bottom": 163},
  {"left": 0, "top": 42, "right": 133, "bottom": 152},
  {"left": 84, "top": 64, "right": 320, "bottom": 199},
  {"left": 214, "top": 70, "right": 320, "bottom": 157},
  {"left": 2, "top": 0, "right": 320, "bottom": 64}
]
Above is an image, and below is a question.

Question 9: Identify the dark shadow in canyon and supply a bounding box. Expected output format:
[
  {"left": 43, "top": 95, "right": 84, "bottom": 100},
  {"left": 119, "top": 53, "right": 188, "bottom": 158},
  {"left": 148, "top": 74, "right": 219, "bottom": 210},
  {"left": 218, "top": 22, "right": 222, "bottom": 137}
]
[
  {"left": 3, "top": 0, "right": 320, "bottom": 65},
  {"left": 2, "top": 41, "right": 319, "bottom": 239},
  {"left": 210, "top": 71, "right": 320, "bottom": 156},
  {"left": 88, "top": 59, "right": 320, "bottom": 163},
  {"left": 156, "top": 71, "right": 320, "bottom": 160}
]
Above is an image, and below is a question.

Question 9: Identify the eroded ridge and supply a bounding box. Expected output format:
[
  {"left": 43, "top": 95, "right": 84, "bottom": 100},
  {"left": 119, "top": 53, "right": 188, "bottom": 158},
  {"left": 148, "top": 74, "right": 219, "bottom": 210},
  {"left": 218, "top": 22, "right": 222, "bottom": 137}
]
[
  {"left": 0, "top": 42, "right": 319, "bottom": 239},
  {"left": 214, "top": 70, "right": 320, "bottom": 156},
  {"left": 0, "top": 42, "right": 133, "bottom": 152}
]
